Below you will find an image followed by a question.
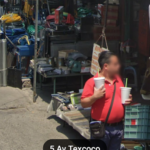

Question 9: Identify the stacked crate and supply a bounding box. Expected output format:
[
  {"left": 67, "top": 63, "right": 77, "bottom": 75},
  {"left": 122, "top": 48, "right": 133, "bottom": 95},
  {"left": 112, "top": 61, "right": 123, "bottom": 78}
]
[{"left": 124, "top": 105, "right": 150, "bottom": 140}]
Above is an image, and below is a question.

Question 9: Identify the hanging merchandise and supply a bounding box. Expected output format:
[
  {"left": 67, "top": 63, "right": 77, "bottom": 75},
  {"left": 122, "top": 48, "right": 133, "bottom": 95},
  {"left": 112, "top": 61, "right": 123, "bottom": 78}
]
[
  {"left": 91, "top": 30, "right": 109, "bottom": 76},
  {"left": 23, "top": 0, "right": 33, "bottom": 26},
  {"left": 23, "top": 0, "right": 33, "bottom": 17},
  {"left": 1, "top": 13, "right": 21, "bottom": 23}
]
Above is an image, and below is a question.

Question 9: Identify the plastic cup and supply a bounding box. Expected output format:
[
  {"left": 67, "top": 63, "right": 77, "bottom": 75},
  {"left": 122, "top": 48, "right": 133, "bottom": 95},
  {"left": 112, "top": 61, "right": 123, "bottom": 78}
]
[
  {"left": 120, "top": 87, "right": 132, "bottom": 104},
  {"left": 94, "top": 77, "right": 105, "bottom": 89}
]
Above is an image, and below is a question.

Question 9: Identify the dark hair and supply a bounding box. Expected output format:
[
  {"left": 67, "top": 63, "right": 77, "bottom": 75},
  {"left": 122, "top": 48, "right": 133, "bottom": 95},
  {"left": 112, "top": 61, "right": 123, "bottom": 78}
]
[{"left": 98, "top": 51, "right": 116, "bottom": 69}]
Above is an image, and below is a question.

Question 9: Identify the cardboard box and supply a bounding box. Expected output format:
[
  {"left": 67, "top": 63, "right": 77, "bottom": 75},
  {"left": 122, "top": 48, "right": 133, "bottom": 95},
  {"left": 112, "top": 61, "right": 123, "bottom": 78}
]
[
  {"left": 58, "top": 50, "right": 77, "bottom": 59},
  {"left": 81, "top": 67, "right": 91, "bottom": 73}
]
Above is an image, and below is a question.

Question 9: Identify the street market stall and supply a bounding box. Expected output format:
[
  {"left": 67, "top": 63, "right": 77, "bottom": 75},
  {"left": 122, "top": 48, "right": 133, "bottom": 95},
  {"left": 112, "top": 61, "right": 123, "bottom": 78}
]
[{"left": 0, "top": 0, "right": 150, "bottom": 150}]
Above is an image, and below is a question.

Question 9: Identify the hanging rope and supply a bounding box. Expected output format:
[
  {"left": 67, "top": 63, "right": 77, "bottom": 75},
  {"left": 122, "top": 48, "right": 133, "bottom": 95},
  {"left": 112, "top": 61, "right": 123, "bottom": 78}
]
[
  {"left": 97, "top": 0, "right": 109, "bottom": 48},
  {"left": 96, "top": 27, "right": 108, "bottom": 50}
]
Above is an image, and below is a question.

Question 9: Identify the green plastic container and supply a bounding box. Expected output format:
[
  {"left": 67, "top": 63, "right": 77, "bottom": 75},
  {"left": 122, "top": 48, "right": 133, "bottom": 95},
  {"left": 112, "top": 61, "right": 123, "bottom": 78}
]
[
  {"left": 70, "top": 93, "right": 81, "bottom": 105},
  {"left": 125, "top": 119, "right": 150, "bottom": 126},
  {"left": 124, "top": 132, "right": 147, "bottom": 139},
  {"left": 124, "top": 105, "right": 150, "bottom": 140},
  {"left": 147, "top": 133, "right": 150, "bottom": 139},
  {"left": 125, "top": 105, "right": 150, "bottom": 112},
  {"left": 124, "top": 125, "right": 149, "bottom": 132},
  {"left": 125, "top": 112, "right": 149, "bottom": 119}
]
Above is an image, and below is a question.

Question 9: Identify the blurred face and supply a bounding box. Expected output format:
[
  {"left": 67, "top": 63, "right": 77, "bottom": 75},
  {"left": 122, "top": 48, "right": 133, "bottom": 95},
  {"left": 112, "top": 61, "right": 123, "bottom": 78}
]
[{"left": 103, "top": 55, "right": 121, "bottom": 77}]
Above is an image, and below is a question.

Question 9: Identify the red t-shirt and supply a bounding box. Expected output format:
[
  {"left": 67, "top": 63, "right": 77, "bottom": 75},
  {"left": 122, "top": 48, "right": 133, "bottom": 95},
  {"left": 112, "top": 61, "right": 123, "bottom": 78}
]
[{"left": 81, "top": 73, "right": 125, "bottom": 123}]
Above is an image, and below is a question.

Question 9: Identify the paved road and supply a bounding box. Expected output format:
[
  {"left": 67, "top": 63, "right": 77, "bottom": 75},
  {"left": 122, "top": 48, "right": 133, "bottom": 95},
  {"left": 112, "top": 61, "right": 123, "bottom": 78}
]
[{"left": 0, "top": 87, "right": 82, "bottom": 150}]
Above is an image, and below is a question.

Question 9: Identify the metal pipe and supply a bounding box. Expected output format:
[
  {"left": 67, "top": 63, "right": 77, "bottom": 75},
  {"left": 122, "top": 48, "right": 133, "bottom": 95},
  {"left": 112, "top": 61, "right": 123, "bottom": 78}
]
[
  {"left": 6, "top": 36, "right": 17, "bottom": 48},
  {"left": 47, "top": 0, "right": 50, "bottom": 14},
  {"left": 0, "top": 39, "right": 7, "bottom": 87},
  {"left": 33, "top": 0, "right": 39, "bottom": 102}
]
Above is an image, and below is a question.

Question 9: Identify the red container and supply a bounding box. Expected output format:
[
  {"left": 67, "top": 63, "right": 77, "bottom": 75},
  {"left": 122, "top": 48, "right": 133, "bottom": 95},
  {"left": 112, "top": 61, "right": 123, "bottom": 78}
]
[{"left": 55, "top": 6, "right": 64, "bottom": 24}]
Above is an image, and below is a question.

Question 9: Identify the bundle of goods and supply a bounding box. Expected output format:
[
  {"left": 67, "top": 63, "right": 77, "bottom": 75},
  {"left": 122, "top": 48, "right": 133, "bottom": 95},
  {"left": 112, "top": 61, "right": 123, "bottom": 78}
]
[
  {"left": 4, "top": 28, "right": 31, "bottom": 50},
  {"left": 5, "top": 21, "right": 25, "bottom": 29},
  {"left": 51, "top": 6, "right": 74, "bottom": 25},
  {"left": 27, "top": 25, "right": 44, "bottom": 36},
  {"left": 77, "top": 7, "right": 93, "bottom": 19},
  {"left": 1, "top": 13, "right": 21, "bottom": 23}
]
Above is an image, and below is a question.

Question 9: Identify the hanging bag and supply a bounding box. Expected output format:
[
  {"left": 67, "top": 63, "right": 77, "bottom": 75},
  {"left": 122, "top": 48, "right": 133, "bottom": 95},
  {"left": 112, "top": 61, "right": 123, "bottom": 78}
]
[{"left": 91, "top": 29, "right": 109, "bottom": 76}]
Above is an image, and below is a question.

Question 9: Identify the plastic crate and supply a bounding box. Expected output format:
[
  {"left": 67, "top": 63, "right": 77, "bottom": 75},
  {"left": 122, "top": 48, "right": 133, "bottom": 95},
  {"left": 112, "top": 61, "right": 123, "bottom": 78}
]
[
  {"left": 17, "top": 44, "right": 34, "bottom": 56},
  {"left": 125, "top": 119, "right": 150, "bottom": 126},
  {"left": 124, "top": 132, "right": 147, "bottom": 139},
  {"left": 147, "top": 127, "right": 150, "bottom": 133},
  {"left": 125, "top": 105, "right": 150, "bottom": 112},
  {"left": 147, "top": 133, "right": 150, "bottom": 139},
  {"left": 124, "top": 105, "right": 150, "bottom": 140},
  {"left": 124, "top": 125, "right": 149, "bottom": 132},
  {"left": 125, "top": 112, "right": 149, "bottom": 119}
]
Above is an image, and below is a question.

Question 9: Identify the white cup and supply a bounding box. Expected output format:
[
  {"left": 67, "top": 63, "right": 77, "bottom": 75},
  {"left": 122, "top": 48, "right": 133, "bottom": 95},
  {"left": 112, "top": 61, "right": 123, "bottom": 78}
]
[
  {"left": 120, "top": 87, "right": 132, "bottom": 104},
  {"left": 94, "top": 77, "right": 105, "bottom": 89}
]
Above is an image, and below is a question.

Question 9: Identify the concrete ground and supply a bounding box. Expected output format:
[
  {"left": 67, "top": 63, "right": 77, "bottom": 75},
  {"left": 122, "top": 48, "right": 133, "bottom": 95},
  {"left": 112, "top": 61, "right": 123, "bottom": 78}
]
[{"left": 0, "top": 86, "right": 82, "bottom": 150}]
